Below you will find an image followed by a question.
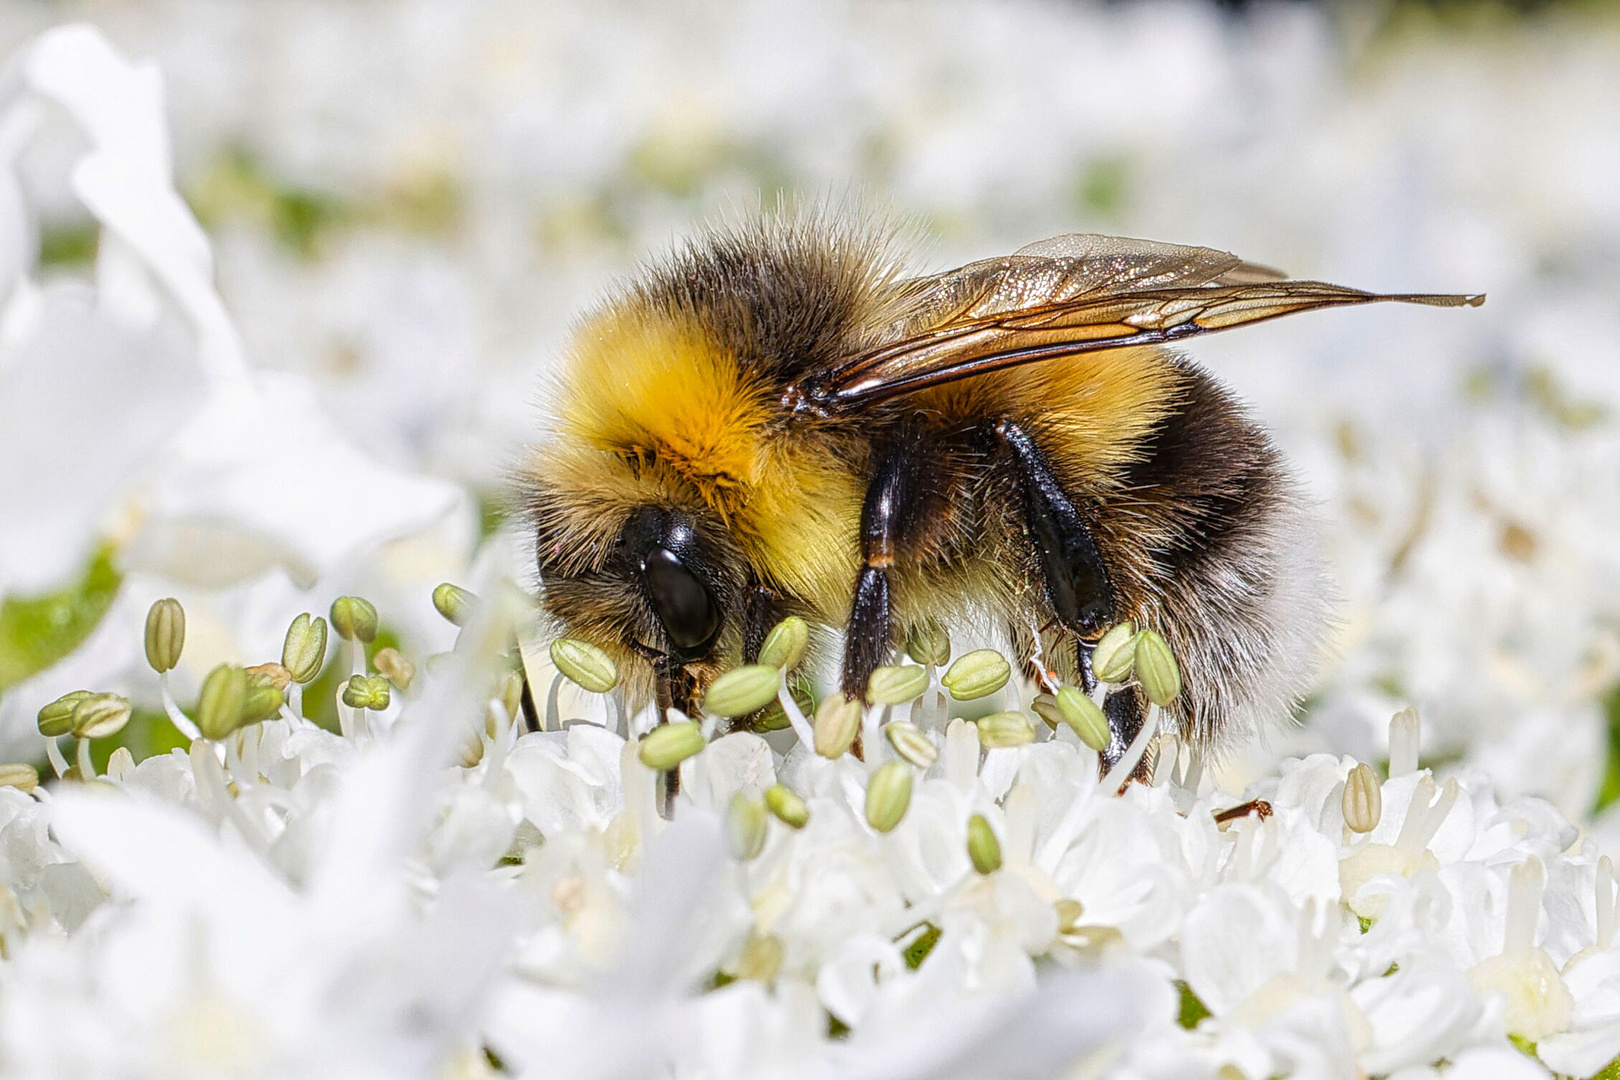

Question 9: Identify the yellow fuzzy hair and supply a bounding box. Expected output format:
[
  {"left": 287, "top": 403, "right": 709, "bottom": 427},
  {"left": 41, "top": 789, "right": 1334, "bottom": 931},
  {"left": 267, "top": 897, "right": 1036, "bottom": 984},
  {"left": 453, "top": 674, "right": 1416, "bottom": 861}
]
[{"left": 546, "top": 307, "right": 864, "bottom": 614}]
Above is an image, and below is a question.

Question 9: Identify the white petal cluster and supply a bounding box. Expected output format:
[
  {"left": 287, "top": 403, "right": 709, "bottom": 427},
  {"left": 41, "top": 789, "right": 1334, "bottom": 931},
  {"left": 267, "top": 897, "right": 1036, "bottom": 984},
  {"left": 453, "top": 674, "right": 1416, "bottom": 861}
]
[{"left": 3, "top": 622, "right": 1618, "bottom": 1080}]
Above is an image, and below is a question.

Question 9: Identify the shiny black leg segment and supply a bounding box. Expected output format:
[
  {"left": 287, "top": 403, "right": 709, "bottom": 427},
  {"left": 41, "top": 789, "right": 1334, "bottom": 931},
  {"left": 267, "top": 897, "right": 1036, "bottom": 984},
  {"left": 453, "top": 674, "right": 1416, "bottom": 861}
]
[
  {"left": 844, "top": 567, "right": 891, "bottom": 697},
  {"left": 1102, "top": 684, "right": 1155, "bottom": 783},
  {"left": 995, "top": 420, "right": 1116, "bottom": 638},
  {"left": 842, "top": 434, "right": 925, "bottom": 698},
  {"left": 652, "top": 654, "right": 697, "bottom": 818}
]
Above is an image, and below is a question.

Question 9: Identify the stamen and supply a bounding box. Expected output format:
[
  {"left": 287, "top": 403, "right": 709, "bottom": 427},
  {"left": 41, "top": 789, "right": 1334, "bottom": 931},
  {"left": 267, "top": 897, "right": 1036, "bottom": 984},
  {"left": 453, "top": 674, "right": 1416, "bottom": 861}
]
[
  {"left": 774, "top": 681, "right": 815, "bottom": 749},
  {"left": 1597, "top": 856, "right": 1615, "bottom": 948},
  {"left": 943, "top": 717, "right": 979, "bottom": 791},
  {"left": 1504, "top": 857, "right": 1545, "bottom": 955},
  {"left": 1388, "top": 707, "right": 1421, "bottom": 777}
]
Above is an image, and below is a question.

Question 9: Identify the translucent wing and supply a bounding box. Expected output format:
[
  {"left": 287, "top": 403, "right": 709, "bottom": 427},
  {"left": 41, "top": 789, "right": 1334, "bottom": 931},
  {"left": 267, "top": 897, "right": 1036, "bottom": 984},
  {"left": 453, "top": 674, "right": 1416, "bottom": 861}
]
[{"left": 784, "top": 234, "right": 1482, "bottom": 415}]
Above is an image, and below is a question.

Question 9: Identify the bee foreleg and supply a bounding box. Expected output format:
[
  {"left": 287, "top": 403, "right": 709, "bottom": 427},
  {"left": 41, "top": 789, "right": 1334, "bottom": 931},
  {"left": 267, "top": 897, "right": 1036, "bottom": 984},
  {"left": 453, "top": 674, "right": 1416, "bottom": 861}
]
[{"left": 740, "top": 580, "right": 784, "bottom": 665}]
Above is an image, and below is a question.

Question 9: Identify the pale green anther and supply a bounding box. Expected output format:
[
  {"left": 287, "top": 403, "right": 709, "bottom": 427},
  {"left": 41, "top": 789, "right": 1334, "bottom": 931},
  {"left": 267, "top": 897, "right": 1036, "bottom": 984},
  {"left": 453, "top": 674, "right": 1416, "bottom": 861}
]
[
  {"left": 71, "top": 693, "right": 132, "bottom": 740},
  {"left": 1342, "top": 762, "right": 1383, "bottom": 834},
  {"left": 245, "top": 663, "right": 292, "bottom": 692},
  {"left": 1056, "top": 687, "right": 1110, "bottom": 751},
  {"left": 941, "top": 649, "right": 1011, "bottom": 701},
  {"left": 812, "top": 694, "right": 862, "bottom": 759},
  {"left": 38, "top": 691, "right": 92, "bottom": 738},
  {"left": 432, "top": 582, "right": 478, "bottom": 627},
  {"left": 906, "top": 622, "right": 950, "bottom": 667},
  {"left": 372, "top": 648, "right": 415, "bottom": 691},
  {"left": 765, "top": 783, "right": 810, "bottom": 829},
  {"left": 0, "top": 764, "right": 39, "bottom": 793},
  {"left": 758, "top": 617, "right": 809, "bottom": 672},
  {"left": 864, "top": 761, "right": 913, "bottom": 833},
  {"left": 1030, "top": 693, "right": 1063, "bottom": 730},
  {"left": 241, "top": 674, "right": 286, "bottom": 725},
  {"left": 550, "top": 638, "right": 618, "bottom": 694},
  {"left": 329, "top": 596, "right": 379, "bottom": 644},
  {"left": 867, "top": 664, "right": 929, "bottom": 705},
  {"left": 197, "top": 664, "right": 248, "bottom": 741},
  {"left": 1134, "top": 629, "right": 1181, "bottom": 706},
  {"left": 282, "top": 613, "right": 329, "bottom": 684},
  {"left": 726, "top": 792, "right": 768, "bottom": 861},
  {"left": 638, "top": 721, "right": 705, "bottom": 771},
  {"left": 967, "top": 813, "right": 1002, "bottom": 874},
  {"left": 144, "top": 597, "right": 185, "bottom": 674},
  {"left": 749, "top": 682, "right": 811, "bottom": 733},
  {"left": 342, "top": 674, "right": 391, "bottom": 711},
  {"left": 884, "top": 720, "right": 938, "bottom": 768},
  {"left": 704, "top": 664, "right": 781, "bottom": 717},
  {"left": 1091, "top": 622, "right": 1137, "bottom": 684},
  {"left": 975, "top": 711, "right": 1036, "bottom": 749},
  {"left": 1055, "top": 898, "right": 1084, "bottom": 933}
]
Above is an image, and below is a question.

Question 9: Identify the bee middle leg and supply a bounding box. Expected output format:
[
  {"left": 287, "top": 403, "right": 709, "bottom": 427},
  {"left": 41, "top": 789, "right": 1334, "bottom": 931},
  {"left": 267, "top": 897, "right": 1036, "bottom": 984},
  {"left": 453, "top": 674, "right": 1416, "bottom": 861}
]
[
  {"left": 995, "top": 419, "right": 1153, "bottom": 781},
  {"left": 842, "top": 434, "right": 927, "bottom": 701}
]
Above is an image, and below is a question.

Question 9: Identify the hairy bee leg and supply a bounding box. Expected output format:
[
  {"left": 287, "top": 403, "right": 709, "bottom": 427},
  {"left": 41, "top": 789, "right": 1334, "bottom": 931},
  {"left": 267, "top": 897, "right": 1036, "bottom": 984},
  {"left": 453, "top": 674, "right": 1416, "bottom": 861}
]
[
  {"left": 1102, "top": 684, "right": 1157, "bottom": 785},
  {"left": 653, "top": 655, "right": 696, "bottom": 819},
  {"left": 841, "top": 438, "right": 923, "bottom": 700},
  {"left": 740, "top": 581, "right": 783, "bottom": 664}
]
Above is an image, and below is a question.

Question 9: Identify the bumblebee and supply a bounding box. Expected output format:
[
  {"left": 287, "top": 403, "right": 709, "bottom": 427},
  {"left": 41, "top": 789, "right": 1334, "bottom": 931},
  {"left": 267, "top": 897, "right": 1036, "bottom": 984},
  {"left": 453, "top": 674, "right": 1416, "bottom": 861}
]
[{"left": 523, "top": 213, "right": 1479, "bottom": 771}]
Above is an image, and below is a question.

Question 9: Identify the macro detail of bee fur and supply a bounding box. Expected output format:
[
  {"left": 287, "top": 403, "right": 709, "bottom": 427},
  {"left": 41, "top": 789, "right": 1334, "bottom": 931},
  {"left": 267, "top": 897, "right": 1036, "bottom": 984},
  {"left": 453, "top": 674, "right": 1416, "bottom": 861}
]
[{"left": 522, "top": 211, "right": 1481, "bottom": 773}]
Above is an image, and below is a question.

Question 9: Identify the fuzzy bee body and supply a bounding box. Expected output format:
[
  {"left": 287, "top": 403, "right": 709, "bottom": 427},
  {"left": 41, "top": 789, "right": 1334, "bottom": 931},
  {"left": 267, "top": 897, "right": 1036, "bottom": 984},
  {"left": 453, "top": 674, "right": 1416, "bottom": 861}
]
[{"left": 524, "top": 214, "right": 1478, "bottom": 765}]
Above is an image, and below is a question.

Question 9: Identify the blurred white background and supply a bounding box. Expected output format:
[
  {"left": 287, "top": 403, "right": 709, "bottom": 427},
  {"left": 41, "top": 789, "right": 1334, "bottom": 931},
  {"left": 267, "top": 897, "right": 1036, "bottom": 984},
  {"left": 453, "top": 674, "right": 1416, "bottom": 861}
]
[{"left": 3, "top": 0, "right": 1619, "bottom": 822}]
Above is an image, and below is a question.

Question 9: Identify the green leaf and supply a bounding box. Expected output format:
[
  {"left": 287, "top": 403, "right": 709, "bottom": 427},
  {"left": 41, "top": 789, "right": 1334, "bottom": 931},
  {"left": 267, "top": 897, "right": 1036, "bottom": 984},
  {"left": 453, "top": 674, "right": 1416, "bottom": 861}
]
[{"left": 0, "top": 547, "right": 122, "bottom": 693}]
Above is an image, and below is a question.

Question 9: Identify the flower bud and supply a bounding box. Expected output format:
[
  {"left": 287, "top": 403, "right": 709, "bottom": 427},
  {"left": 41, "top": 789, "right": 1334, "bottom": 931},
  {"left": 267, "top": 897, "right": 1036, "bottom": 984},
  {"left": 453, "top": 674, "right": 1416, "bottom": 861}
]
[
  {"left": 975, "top": 711, "right": 1036, "bottom": 749},
  {"left": 245, "top": 663, "right": 292, "bottom": 693},
  {"left": 38, "top": 691, "right": 92, "bottom": 738},
  {"left": 1091, "top": 622, "right": 1137, "bottom": 684},
  {"left": 942, "top": 649, "right": 1011, "bottom": 701},
  {"left": 967, "top": 813, "right": 1002, "bottom": 874},
  {"left": 549, "top": 638, "right": 618, "bottom": 694},
  {"left": 1134, "top": 630, "right": 1180, "bottom": 706},
  {"left": 0, "top": 763, "right": 39, "bottom": 793},
  {"left": 71, "top": 693, "right": 132, "bottom": 740},
  {"left": 282, "top": 614, "right": 329, "bottom": 684},
  {"left": 197, "top": 664, "right": 248, "bottom": 741},
  {"left": 342, "top": 674, "right": 391, "bottom": 711},
  {"left": 638, "top": 721, "right": 705, "bottom": 771},
  {"left": 1055, "top": 898, "right": 1084, "bottom": 933},
  {"left": 329, "top": 596, "right": 378, "bottom": 644},
  {"left": 884, "top": 720, "right": 938, "bottom": 768},
  {"left": 703, "top": 664, "right": 781, "bottom": 717},
  {"left": 906, "top": 621, "right": 951, "bottom": 667},
  {"left": 432, "top": 582, "right": 478, "bottom": 627},
  {"left": 757, "top": 616, "right": 809, "bottom": 672},
  {"left": 371, "top": 648, "right": 415, "bottom": 691},
  {"left": 865, "top": 761, "right": 913, "bottom": 834},
  {"left": 867, "top": 664, "right": 929, "bottom": 705},
  {"left": 813, "top": 694, "right": 862, "bottom": 759},
  {"left": 734, "top": 933, "right": 784, "bottom": 983},
  {"left": 765, "top": 783, "right": 810, "bottom": 829},
  {"left": 1056, "top": 687, "right": 1110, "bottom": 751},
  {"left": 497, "top": 670, "right": 524, "bottom": 723},
  {"left": 1342, "top": 761, "right": 1383, "bottom": 834},
  {"left": 726, "top": 792, "right": 768, "bottom": 861},
  {"left": 143, "top": 597, "right": 185, "bottom": 674}
]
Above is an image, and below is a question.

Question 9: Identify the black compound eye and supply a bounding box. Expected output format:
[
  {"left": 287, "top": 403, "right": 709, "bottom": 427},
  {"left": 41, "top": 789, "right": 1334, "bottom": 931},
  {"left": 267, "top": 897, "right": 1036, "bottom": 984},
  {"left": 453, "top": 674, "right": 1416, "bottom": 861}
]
[{"left": 641, "top": 547, "right": 721, "bottom": 657}]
